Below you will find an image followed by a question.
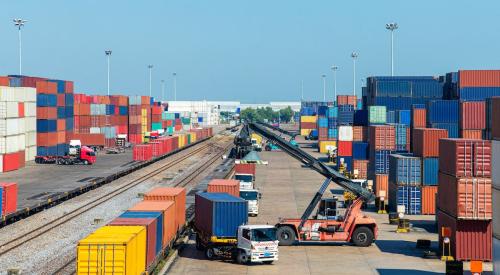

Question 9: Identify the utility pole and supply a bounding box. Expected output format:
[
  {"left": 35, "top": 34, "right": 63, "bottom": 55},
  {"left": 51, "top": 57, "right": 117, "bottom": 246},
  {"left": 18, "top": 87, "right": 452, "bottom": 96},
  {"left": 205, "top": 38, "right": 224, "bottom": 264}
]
[
  {"left": 105, "top": 50, "right": 112, "bottom": 95},
  {"left": 13, "top": 19, "right": 27, "bottom": 75},
  {"left": 322, "top": 74, "right": 326, "bottom": 102},
  {"left": 172, "top": 72, "right": 177, "bottom": 101},
  {"left": 161, "top": 80, "right": 165, "bottom": 101},
  {"left": 386, "top": 22, "right": 398, "bottom": 76},
  {"left": 301, "top": 80, "right": 304, "bottom": 101},
  {"left": 331, "top": 65, "right": 339, "bottom": 101},
  {"left": 148, "top": 65, "right": 153, "bottom": 97},
  {"left": 351, "top": 52, "right": 358, "bottom": 96}
]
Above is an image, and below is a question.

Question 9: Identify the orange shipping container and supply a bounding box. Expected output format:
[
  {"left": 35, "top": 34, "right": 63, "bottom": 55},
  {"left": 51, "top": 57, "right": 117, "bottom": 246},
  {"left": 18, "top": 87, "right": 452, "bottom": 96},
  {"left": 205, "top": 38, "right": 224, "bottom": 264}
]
[
  {"left": 412, "top": 108, "right": 426, "bottom": 128},
  {"left": 37, "top": 133, "right": 58, "bottom": 146},
  {"left": 459, "top": 70, "right": 500, "bottom": 87},
  {"left": 57, "top": 119, "right": 66, "bottom": 131},
  {"left": 375, "top": 174, "right": 389, "bottom": 199},
  {"left": 369, "top": 125, "right": 396, "bottom": 151},
  {"left": 353, "top": 160, "right": 368, "bottom": 179},
  {"left": 421, "top": 186, "right": 437, "bottom": 215},
  {"left": 460, "top": 130, "right": 483, "bottom": 139},
  {"left": 460, "top": 101, "right": 486, "bottom": 130},
  {"left": 35, "top": 81, "right": 57, "bottom": 94},
  {"left": 337, "top": 95, "right": 357, "bottom": 108},
  {"left": 0, "top": 76, "right": 9, "bottom": 86},
  {"left": 207, "top": 179, "right": 240, "bottom": 197},
  {"left": 412, "top": 128, "right": 448, "bottom": 157},
  {"left": 352, "top": 126, "right": 368, "bottom": 142},
  {"left": 128, "top": 201, "right": 176, "bottom": 249},
  {"left": 37, "top": 107, "right": 57, "bottom": 120},
  {"left": 143, "top": 187, "right": 186, "bottom": 233},
  {"left": 57, "top": 131, "right": 66, "bottom": 143}
]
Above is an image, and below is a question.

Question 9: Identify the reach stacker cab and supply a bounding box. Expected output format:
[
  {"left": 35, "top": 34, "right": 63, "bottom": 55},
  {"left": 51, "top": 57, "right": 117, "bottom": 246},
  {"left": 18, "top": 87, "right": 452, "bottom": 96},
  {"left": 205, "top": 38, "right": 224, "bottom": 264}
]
[{"left": 249, "top": 122, "right": 377, "bottom": 247}]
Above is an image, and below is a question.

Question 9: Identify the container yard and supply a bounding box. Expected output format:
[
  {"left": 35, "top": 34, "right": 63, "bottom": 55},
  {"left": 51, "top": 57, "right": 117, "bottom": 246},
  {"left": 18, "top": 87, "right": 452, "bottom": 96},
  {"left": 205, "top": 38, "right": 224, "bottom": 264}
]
[{"left": 2, "top": 2, "right": 500, "bottom": 275}]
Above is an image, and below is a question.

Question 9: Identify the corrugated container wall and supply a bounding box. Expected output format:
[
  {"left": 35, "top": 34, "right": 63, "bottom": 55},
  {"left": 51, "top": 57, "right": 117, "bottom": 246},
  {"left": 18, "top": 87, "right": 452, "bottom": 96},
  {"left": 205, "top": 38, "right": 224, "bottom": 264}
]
[
  {"left": 439, "top": 139, "right": 491, "bottom": 178},
  {"left": 421, "top": 186, "right": 437, "bottom": 215}
]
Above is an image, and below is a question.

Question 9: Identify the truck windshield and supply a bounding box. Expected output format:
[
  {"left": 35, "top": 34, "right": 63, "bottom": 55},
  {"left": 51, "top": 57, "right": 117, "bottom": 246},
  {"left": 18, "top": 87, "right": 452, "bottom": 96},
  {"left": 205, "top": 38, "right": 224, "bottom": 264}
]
[
  {"left": 235, "top": 174, "right": 253, "bottom": 182},
  {"left": 251, "top": 228, "right": 277, "bottom": 242},
  {"left": 240, "top": 191, "right": 258, "bottom": 200},
  {"left": 86, "top": 151, "right": 96, "bottom": 156}
]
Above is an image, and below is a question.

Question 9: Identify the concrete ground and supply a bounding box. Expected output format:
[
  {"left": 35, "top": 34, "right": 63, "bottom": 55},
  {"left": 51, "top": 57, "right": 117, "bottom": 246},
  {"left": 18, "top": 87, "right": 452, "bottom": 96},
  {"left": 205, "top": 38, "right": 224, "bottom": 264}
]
[{"left": 168, "top": 130, "right": 493, "bottom": 274}]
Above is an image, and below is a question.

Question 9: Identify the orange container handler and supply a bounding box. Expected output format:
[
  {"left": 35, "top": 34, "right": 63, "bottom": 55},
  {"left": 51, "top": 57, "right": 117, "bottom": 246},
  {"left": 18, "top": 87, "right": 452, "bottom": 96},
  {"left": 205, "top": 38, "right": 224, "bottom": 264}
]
[{"left": 143, "top": 187, "right": 186, "bottom": 233}]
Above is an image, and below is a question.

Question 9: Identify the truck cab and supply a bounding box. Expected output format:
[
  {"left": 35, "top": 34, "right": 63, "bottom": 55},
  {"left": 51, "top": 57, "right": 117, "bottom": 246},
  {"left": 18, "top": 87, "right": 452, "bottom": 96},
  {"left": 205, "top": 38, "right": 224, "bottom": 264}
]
[
  {"left": 235, "top": 173, "right": 254, "bottom": 190},
  {"left": 239, "top": 189, "right": 261, "bottom": 216},
  {"left": 236, "top": 225, "right": 279, "bottom": 264}
]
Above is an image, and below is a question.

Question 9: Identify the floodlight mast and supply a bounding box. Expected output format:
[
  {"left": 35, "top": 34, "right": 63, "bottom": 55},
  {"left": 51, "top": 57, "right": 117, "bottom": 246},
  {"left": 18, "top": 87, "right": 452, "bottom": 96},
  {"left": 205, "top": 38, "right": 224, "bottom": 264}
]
[
  {"left": 13, "top": 19, "right": 27, "bottom": 75},
  {"left": 331, "top": 65, "right": 339, "bottom": 100},
  {"left": 385, "top": 22, "right": 398, "bottom": 76},
  {"left": 351, "top": 52, "right": 358, "bottom": 96},
  {"left": 105, "top": 50, "right": 112, "bottom": 95}
]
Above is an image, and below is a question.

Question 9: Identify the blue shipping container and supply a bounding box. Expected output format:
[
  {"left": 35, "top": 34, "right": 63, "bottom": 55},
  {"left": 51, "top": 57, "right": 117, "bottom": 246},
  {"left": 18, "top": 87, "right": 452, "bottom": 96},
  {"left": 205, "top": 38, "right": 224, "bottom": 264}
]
[
  {"left": 36, "top": 94, "right": 57, "bottom": 107},
  {"left": 57, "top": 107, "right": 65, "bottom": 119},
  {"left": 326, "top": 106, "right": 338, "bottom": 118},
  {"left": 64, "top": 93, "right": 74, "bottom": 106},
  {"left": 455, "top": 87, "right": 500, "bottom": 101},
  {"left": 317, "top": 117, "right": 328, "bottom": 128},
  {"left": 327, "top": 128, "right": 338, "bottom": 139},
  {"left": 65, "top": 117, "right": 74, "bottom": 131},
  {"left": 195, "top": 192, "right": 248, "bottom": 238},
  {"left": 106, "top": 105, "right": 115, "bottom": 115},
  {"left": 389, "top": 154, "right": 421, "bottom": 185},
  {"left": 119, "top": 106, "right": 128, "bottom": 115},
  {"left": 338, "top": 105, "right": 354, "bottom": 125},
  {"left": 65, "top": 106, "right": 74, "bottom": 117},
  {"left": 353, "top": 110, "right": 368, "bottom": 126},
  {"left": 327, "top": 117, "right": 337, "bottom": 128},
  {"left": 370, "top": 150, "right": 392, "bottom": 174},
  {"left": 386, "top": 111, "right": 396, "bottom": 124},
  {"left": 396, "top": 110, "right": 411, "bottom": 126},
  {"left": 8, "top": 77, "right": 22, "bottom": 87},
  {"left": 422, "top": 157, "right": 438, "bottom": 186},
  {"left": 37, "top": 145, "right": 58, "bottom": 156},
  {"left": 37, "top": 119, "right": 57, "bottom": 132},
  {"left": 48, "top": 79, "right": 66, "bottom": 93},
  {"left": 120, "top": 211, "right": 163, "bottom": 253},
  {"left": 389, "top": 184, "right": 422, "bottom": 215},
  {"left": 430, "top": 123, "right": 459, "bottom": 138},
  {"left": 353, "top": 142, "right": 369, "bottom": 160},
  {"left": 317, "top": 106, "right": 328, "bottom": 116},
  {"left": 426, "top": 100, "right": 459, "bottom": 123},
  {"left": 57, "top": 144, "right": 68, "bottom": 156}
]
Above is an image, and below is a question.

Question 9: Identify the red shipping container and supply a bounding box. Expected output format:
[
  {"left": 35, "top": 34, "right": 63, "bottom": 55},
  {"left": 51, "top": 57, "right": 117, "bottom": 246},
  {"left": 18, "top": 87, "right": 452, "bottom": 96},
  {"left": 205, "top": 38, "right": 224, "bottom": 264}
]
[
  {"left": 0, "top": 182, "right": 17, "bottom": 215},
  {"left": 300, "top": 122, "right": 317, "bottom": 129},
  {"left": 143, "top": 187, "right": 186, "bottom": 233},
  {"left": 375, "top": 174, "right": 389, "bottom": 199},
  {"left": 369, "top": 125, "right": 396, "bottom": 151},
  {"left": 18, "top": 103, "right": 24, "bottom": 118},
  {"left": 3, "top": 153, "right": 20, "bottom": 172},
  {"left": 352, "top": 160, "right": 368, "bottom": 179},
  {"left": 337, "top": 95, "right": 357, "bottom": 108},
  {"left": 18, "top": 150, "right": 25, "bottom": 169},
  {"left": 460, "top": 101, "right": 486, "bottom": 130},
  {"left": 412, "top": 108, "right": 426, "bottom": 128},
  {"left": 491, "top": 97, "right": 500, "bottom": 140},
  {"left": 37, "top": 107, "right": 57, "bottom": 120},
  {"left": 352, "top": 126, "right": 368, "bottom": 142},
  {"left": 207, "top": 179, "right": 240, "bottom": 197},
  {"left": 65, "top": 81, "right": 74, "bottom": 93},
  {"left": 460, "top": 130, "right": 483, "bottom": 139},
  {"left": 421, "top": 186, "right": 437, "bottom": 215},
  {"left": 0, "top": 76, "right": 10, "bottom": 86},
  {"left": 337, "top": 141, "right": 352, "bottom": 156},
  {"left": 57, "top": 119, "right": 66, "bottom": 131},
  {"left": 438, "top": 172, "right": 492, "bottom": 220},
  {"left": 413, "top": 128, "right": 448, "bottom": 157},
  {"left": 108, "top": 217, "right": 157, "bottom": 268},
  {"left": 235, "top": 163, "right": 256, "bottom": 176},
  {"left": 56, "top": 94, "right": 65, "bottom": 107},
  {"left": 459, "top": 70, "right": 500, "bottom": 88},
  {"left": 133, "top": 144, "right": 152, "bottom": 161},
  {"left": 174, "top": 125, "right": 182, "bottom": 131},
  {"left": 150, "top": 142, "right": 163, "bottom": 157},
  {"left": 439, "top": 139, "right": 491, "bottom": 178},
  {"left": 35, "top": 81, "right": 57, "bottom": 94},
  {"left": 438, "top": 209, "right": 492, "bottom": 261},
  {"left": 70, "top": 133, "right": 105, "bottom": 147}
]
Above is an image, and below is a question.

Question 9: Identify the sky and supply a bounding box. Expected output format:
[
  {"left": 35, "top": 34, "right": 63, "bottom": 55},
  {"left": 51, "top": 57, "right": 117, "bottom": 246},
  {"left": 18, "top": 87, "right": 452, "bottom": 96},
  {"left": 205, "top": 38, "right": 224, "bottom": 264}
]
[{"left": 1, "top": 1, "right": 500, "bottom": 103}]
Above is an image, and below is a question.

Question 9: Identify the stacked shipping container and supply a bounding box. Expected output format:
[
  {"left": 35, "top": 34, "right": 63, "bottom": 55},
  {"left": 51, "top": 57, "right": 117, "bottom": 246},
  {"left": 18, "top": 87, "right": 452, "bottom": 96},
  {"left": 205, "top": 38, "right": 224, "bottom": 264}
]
[{"left": 129, "top": 96, "right": 152, "bottom": 144}]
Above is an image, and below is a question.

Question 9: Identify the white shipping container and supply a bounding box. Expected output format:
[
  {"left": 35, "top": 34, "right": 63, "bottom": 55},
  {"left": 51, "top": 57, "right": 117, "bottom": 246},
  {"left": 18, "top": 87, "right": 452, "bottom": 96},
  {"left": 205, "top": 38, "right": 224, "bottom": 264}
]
[
  {"left": 0, "top": 137, "right": 5, "bottom": 154},
  {"left": 17, "top": 134, "right": 26, "bottom": 151},
  {"left": 24, "top": 87, "right": 36, "bottom": 102},
  {"left": 0, "top": 154, "right": 3, "bottom": 173},
  {"left": 5, "top": 135, "right": 20, "bottom": 154},
  {"left": 338, "top": 126, "right": 353, "bottom": 141},
  {"left": 1, "top": 118, "right": 20, "bottom": 136},
  {"left": 0, "top": 102, "right": 5, "bottom": 119},
  {"left": 24, "top": 117, "right": 36, "bottom": 132},
  {"left": 90, "top": 127, "right": 101, "bottom": 134},
  {"left": 0, "top": 87, "right": 17, "bottom": 102},
  {"left": 493, "top": 140, "right": 500, "bottom": 189},
  {"left": 25, "top": 146, "right": 36, "bottom": 161},
  {"left": 25, "top": 102, "right": 36, "bottom": 117},
  {"left": 25, "top": 131, "right": 36, "bottom": 147},
  {"left": 6, "top": 101, "right": 19, "bottom": 118}
]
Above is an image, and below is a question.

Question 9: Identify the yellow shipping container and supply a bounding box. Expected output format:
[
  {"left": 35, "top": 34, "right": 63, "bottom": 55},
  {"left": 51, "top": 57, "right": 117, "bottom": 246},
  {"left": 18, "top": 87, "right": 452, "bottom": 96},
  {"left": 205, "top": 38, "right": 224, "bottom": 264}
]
[
  {"left": 77, "top": 225, "right": 147, "bottom": 275},
  {"left": 318, "top": 140, "right": 337, "bottom": 153},
  {"left": 176, "top": 134, "right": 186, "bottom": 148},
  {"left": 190, "top": 132, "right": 197, "bottom": 143},
  {"left": 300, "top": 115, "right": 317, "bottom": 123},
  {"left": 300, "top": 129, "right": 312, "bottom": 136}
]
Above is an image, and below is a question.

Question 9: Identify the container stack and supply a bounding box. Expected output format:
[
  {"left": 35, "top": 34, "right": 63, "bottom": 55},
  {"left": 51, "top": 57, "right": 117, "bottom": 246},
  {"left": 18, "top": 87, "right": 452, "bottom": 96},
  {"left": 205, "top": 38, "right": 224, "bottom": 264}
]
[
  {"left": 129, "top": 96, "right": 151, "bottom": 144},
  {"left": 426, "top": 100, "right": 459, "bottom": 138},
  {"left": 337, "top": 125, "right": 353, "bottom": 172},
  {"left": 72, "top": 94, "right": 106, "bottom": 147},
  {"left": 491, "top": 139, "right": 499, "bottom": 272},
  {"left": 316, "top": 106, "right": 329, "bottom": 141},
  {"left": 299, "top": 115, "right": 317, "bottom": 137},
  {"left": 151, "top": 102, "right": 163, "bottom": 131},
  {"left": 388, "top": 154, "right": 422, "bottom": 215},
  {"left": 109, "top": 95, "right": 129, "bottom": 136},
  {"left": 444, "top": 70, "right": 500, "bottom": 101},
  {"left": 337, "top": 95, "right": 357, "bottom": 109},
  {"left": 410, "top": 104, "right": 426, "bottom": 149},
  {"left": 163, "top": 112, "right": 176, "bottom": 134},
  {"left": 459, "top": 101, "right": 485, "bottom": 139},
  {"left": 437, "top": 138, "right": 493, "bottom": 261},
  {"left": 369, "top": 125, "right": 395, "bottom": 197},
  {"left": 0, "top": 86, "right": 36, "bottom": 172}
]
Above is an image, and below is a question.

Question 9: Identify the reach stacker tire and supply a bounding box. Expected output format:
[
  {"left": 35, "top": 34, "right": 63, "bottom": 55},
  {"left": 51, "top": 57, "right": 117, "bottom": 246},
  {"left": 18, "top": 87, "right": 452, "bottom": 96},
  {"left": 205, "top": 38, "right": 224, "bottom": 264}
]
[
  {"left": 352, "top": 226, "right": 374, "bottom": 247},
  {"left": 276, "top": 226, "right": 296, "bottom": 246}
]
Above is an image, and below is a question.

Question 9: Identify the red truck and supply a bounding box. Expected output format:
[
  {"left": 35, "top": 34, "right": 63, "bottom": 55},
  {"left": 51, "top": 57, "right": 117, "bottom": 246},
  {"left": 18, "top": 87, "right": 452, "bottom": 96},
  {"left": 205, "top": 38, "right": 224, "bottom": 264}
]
[{"left": 35, "top": 140, "right": 96, "bottom": 165}]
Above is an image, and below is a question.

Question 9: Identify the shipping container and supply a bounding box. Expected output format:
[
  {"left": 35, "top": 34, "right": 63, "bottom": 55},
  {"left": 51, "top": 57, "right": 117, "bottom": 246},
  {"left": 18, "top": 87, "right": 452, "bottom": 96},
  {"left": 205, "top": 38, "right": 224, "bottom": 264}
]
[
  {"left": 0, "top": 182, "right": 17, "bottom": 215},
  {"left": 143, "top": 187, "right": 186, "bottom": 233},
  {"left": 438, "top": 210, "right": 492, "bottom": 261},
  {"left": 430, "top": 123, "right": 459, "bottom": 139},
  {"left": 389, "top": 154, "right": 421, "bottom": 186},
  {"left": 337, "top": 141, "right": 352, "bottom": 156},
  {"left": 389, "top": 183, "right": 421, "bottom": 215},
  {"left": 490, "top": 97, "right": 500, "bottom": 139},
  {"left": 493, "top": 140, "right": 500, "bottom": 190},
  {"left": 368, "top": 106, "right": 387, "bottom": 124},
  {"left": 318, "top": 140, "right": 337, "bottom": 154},
  {"left": 207, "top": 179, "right": 240, "bottom": 197},
  {"left": 421, "top": 186, "right": 437, "bottom": 215},
  {"left": 411, "top": 108, "right": 426, "bottom": 128},
  {"left": 353, "top": 160, "right": 369, "bottom": 179},
  {"left": 77, "top": 225, "right": 147, "bottom": 275},
  {"left": 370, "top": 150, "right": 392, "bottom": 174},
  {"left": 460, "top": 101, "right": 486, "bottom": 130},
  {"left": 352, "top": 142, "right": 369, "bottom": 160},
  {"left": 412, "top": 128, "right": 448, "bottom": 157},
  {"left": 375, "top": 174, "right": 389, "bottom": 198},
  {"left": 352, "top": 126, "right": 368, "bottom": 142},
  {"left": 234, "top": 163, "right": 256, "bottom": 177},
  {"left": 458, "top": 70, "right": 500, "bottom": 87},
  {"left": 369, "top": 125, "right": 396, "bottom": 151},
  {"left": 128, "top": 201, "right": 176, "bottom": 249},
  {"left": 422, "top": 158, "right": 439, "bottom": 186},
  {"left": 194, "top": 192, "right": 248, "bottom": 238},
  {"left": 438, "top": 172, "right": 492, "bottom": 220},
  {"left": 439, "top": 139, "right": 491, "bottom": 178},
  {"left": 338, "top": 126, "right": 353, "bottom": 141},
  {"left": 426, "top": 100, "right": 459, "bottom": 124},
  {"left": 118, "top": 211, "right": 163, "bottom": 255}
]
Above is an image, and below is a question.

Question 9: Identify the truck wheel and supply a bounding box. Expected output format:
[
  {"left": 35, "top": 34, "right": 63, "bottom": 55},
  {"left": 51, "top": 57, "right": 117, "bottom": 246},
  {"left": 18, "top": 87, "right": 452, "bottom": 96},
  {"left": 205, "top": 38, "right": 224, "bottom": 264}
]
[
  {"left": 276, "top": 226, "right": 296, "bottom": 246},
  {"left": 205, "top": 247, "right": 216, "bottom": 260},
  {"left": 83, "top": 160, "right": 89, "bottom": 165},
  {"left": 352, "top": 226, "right": 374, "bottom": 247},
  {"left": 236, "top": 250, "right": 249, "bottom": 264}
]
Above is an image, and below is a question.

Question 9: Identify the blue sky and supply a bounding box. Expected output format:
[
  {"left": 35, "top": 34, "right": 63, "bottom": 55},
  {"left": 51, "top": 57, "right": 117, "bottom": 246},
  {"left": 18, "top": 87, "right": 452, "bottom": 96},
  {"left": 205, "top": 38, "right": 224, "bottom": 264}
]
[{"left": 1, "top": 1, "right": 500, "bottom": 102}]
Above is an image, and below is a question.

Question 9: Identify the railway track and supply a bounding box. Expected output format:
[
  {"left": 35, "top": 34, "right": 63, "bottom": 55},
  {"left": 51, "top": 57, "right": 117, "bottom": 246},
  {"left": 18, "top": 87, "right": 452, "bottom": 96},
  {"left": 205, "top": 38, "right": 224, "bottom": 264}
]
[{"left": 0, "top": 133, "right": 233, "bottom": 264}]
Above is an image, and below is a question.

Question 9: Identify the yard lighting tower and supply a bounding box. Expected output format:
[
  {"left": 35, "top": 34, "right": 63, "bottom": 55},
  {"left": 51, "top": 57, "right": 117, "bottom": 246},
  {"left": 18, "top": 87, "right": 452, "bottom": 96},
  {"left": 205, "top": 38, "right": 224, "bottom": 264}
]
[
  {"left": 105, "top": 50, "right": 112, "bottom": 95},
  {"left": 331, "top": 65, "right": 339, "bottom": 100},
  {"left": 13, "top": 19, "right": 27, "bottom": 75},
  {"left": 173, "top": 72, "right": 177, "bottom": 101},
  {"left": 161, "top": 80, "right": 165, "bottom": 101},
  {"left": 322, "top": 74, "right": 326, "bottom": 102},
  {"left": 351, "top": 52, "right": 358, "bottom": 96},
  {"left": 148, "top": 65, "right": 153, "bottom": 97},
  {"left": 385, "top": 22, "right": 398, "bottom": 76}
]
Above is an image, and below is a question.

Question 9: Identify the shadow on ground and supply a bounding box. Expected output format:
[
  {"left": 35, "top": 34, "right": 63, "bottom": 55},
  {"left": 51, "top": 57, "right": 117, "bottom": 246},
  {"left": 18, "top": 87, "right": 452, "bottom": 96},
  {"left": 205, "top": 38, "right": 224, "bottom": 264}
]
[
  {"left": 376, "top": 239, "right": 438, "bottom": 257},
  {"left": 377, "top": 269, "right": 441, "bottom": 275}
]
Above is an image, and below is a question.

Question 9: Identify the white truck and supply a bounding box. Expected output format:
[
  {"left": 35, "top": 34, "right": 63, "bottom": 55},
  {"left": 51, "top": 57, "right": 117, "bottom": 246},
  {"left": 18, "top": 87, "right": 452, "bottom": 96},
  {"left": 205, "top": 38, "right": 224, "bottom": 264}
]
[
  {"left": 235, "top": 173, "right": 254, "bottom": 190},
  {"left": 196, "top": 224, "right": 279, "bottom": 264},
  {"left": 240, "top": 189, "right": 261, "bottom": 216}
]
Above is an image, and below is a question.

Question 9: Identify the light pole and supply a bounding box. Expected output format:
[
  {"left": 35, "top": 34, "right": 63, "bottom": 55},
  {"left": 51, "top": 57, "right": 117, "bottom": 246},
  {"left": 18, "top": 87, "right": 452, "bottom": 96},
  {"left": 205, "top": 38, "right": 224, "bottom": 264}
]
[
  {"left": 351, "top": 52, "right": 358, "bottom": 96},
  {"left": 161, "top": 80, "right": 165, "bottom": 101},
  {"left": 148, "top": 65, "right": 153, "bottom": 97},
  {"left": 301, "top": 80, "right": 304, "bottom": 101},
  {"left": 322, "top": 74, "right": 326, "bottom": 102},
  {"left": 386, "top": 22, "right": 398, "bottom": 76},
  {"left": 331, "top": 65, "right": 339, "bottom": 101},
  {"left": 105, "top": 50, "right": 112, "bottom": 95},
  {"left": 172, "top": 72, "right": 177, "bottom": 101},
  {"left": 13, "top": 19, "right": 27, "bottom": 75}
]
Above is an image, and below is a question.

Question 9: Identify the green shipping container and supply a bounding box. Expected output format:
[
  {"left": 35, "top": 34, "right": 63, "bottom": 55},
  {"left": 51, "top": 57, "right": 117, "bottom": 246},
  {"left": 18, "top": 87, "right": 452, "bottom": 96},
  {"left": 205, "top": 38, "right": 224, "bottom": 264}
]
[
  {"left": 167, "top": 126, "right": 174, "bottom": 134},
  {"left": 162, "top": 112, "right": 175, "bottom": 120},
  {"left": 152, "top": 122, "right": 163, "bottom": 130},
  {"left": 187, "top": 134, "right": 191, "bottom": 144},
  {"left": 368, "top": 106, "right": 387, "bottom": 124},
  {"left": 181, "top": 117, "right": 191, "bottom": 125}
]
